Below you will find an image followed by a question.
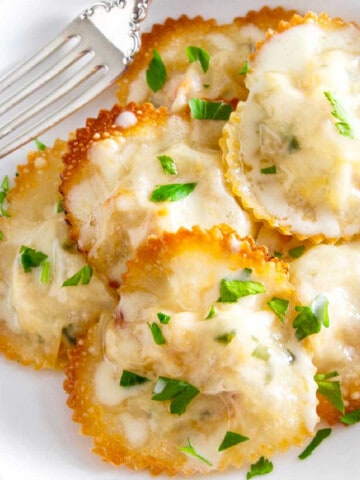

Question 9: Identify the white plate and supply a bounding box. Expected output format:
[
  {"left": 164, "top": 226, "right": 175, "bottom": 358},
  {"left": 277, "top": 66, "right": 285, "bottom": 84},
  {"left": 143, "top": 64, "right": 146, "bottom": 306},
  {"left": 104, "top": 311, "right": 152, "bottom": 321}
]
[{"left": 0, "top": 1, "right": 359, "bottom": 479}]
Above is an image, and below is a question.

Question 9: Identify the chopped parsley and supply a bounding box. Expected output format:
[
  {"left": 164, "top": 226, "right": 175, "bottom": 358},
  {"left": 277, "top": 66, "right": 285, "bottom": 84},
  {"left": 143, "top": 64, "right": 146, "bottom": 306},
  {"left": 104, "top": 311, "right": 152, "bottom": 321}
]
[
  {"left": 324, "top": 91, "right": 354, "bottom": 138},
  {"left": 189, "top": 98, "right": 232, "bottom": 121},
  {"left": 293, "top": 294, "right": 329, "bottom": 340},
  {"left": 239, "top": 59, "right": 250, "bottom": 75},
  {"left": 152, "top": 377, "right": 200, "bottom": 415},
  {"left": 157, "top": 312, "right": 170, "bottom": 324},
  {"left": 218, "top": 279, "right": 265, "bottom": 303},
  {"left": 179, "top": 438, "right": 212, "bottom": 466},
  {"left": 246, "top": 457, "right": 274, "bottom": 479},
  {"left": 56, "top": 199, "right": 64, "bottom": 213},
  {"left": 288, "top": 245, "right": 305, "bottom": 259},
  {"left": 203, "top": 83, "right": 210, "bottom": 89},
  {"left": 120, "top": 370, "right": 149, "bottom": 387},
  {"left": 205, "top": 305, "right": 216, "bottom": 320},
  {"left": 186, "top": 46, "right": 210, "bottom": 73},
  {"left": 148, "top": 322, "right": 166, "bottom": 345},
  {"left": 260, "top": 165, "right": 277, "bottom": 174},
  {"left": 315, "top": 371, "right": 344, "bottom": 414},
  {"left": 341, "top": 408, "right": 360, "bottom": 425},
  {"left": 34, "top": 138, "right": 47, "bottom": 151},
  {"left": 19, "top": 246, "right": 48, "bottom": 273},
  {"left": 298, "top": 428, "right": 332, "bottom": 460},
  {"left": 150, "top": 183, "right": 196, "bottom": 202},
  {"left": 267, "top": 297, "right": 289, "bottom": 323},
  {"left": 214, "top": 330, "right": 236, "bottom": 345},
  {"left": 146, "top": 49, "right": 167, "bottom": 92},
  {"left": 0, "top": 175, "right": 10, "bottom": 217},
  {"left": 62, "top": 265, "right": 93, "bottom": 287},
  {"left": 0, "top": 230, "right": 4, "bottom": 241},
  {"left": 273, "top": 251, "right": 283, "bottom": 258},
  {"left": 252, "top": 344, "right": 270, "bottom": 361},
  {"left": 218, "top": 431, "right": 249, "bottom": 451},
  {"left": 158, "top": 155, "right": 177, "bottom": 175},
  {"left": 40, "top": 260, "right": 51, "bottom": 284}
]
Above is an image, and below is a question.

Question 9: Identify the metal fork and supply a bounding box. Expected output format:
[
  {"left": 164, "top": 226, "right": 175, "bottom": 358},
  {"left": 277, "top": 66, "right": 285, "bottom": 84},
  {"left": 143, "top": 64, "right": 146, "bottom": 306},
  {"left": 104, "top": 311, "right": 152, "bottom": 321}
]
[{"left": 0, "top": 0, "right": 150, "bottom": 159}]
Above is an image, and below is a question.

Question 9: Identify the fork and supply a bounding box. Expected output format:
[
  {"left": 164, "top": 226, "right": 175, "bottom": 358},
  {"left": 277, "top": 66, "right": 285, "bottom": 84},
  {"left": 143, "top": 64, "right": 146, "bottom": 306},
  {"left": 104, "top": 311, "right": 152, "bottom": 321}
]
[{"left": 0, "top": 0, "right": 150, "bottom": 159}]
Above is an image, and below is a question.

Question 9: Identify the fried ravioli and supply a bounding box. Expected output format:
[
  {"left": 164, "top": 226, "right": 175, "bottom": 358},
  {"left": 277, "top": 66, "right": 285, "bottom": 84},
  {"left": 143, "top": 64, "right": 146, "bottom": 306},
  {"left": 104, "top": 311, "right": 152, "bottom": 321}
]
[
  {"left": 65, "top": 226, "right": 318, "bottom": 475},
  {"left": 0, "top": 141, "right": 116, "bottom": 369}
]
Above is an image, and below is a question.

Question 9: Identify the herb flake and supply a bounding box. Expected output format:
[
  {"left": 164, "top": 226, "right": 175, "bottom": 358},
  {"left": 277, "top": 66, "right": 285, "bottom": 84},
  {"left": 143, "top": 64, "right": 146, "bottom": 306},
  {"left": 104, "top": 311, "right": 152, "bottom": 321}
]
[
  {"left": 288, "top": 245, "right": 305, "bottom": 259},
  {"left": 19, "top": 246, "right": 48, "bottom": 273},
  {"left": 146, "top": 50, "right": 167, "bottom": 92},
  {"left": 205, "top": 305, "right": 216, "bottom": 320},
  {"left": 158, "top": 155, "right": 177, "bottom": 175},
  {"left": 293, "top": 294, "right": 329, "bottom": 340},
  {"left": 152, "top": 377, "right": 200, "bottom": 415},
  {"left": 218, "top": 279, "right": 265, "bottom": 303},
  {"left": 324, "top": 91, "right": 354, "bottom": 138},
  {"left": 186, "top": 46, "right": 210, "bottom": 73},
  {"left": 218, "top": 431, "right": 249, "bottom": 451},
  {"left": 261, "top": 165, "right": 277, "bottom": 174},
  {"left": 62, "top": 265, "right": 93, "bottom": 287},
  {"left": 0, "top": 175, "right": 10, "bottom": 217},
  {"left": 40, "top": 260, "right": 51, "bottom": 284},
  {"left": 157, "top": 312, "right": 171, "bottom": 324},
  {"left": 341, "top": 408, "right": 360, "bottom": 425},
  {"left": 298, "top": 428, "right": 332, "bottom": 460},
  {"left": 35, "top": 138, "right": 47, "bottom": 151},
  {"left": 215, "top": 330, "right": 236, "bottom": 345},
  {"left": 239, "top": 60, "right": 250, "bottom": 75},
  {"left": 189, "top": 98, "right": 232, "bottom": 121},
  {"left": 267, "top": 297, "right": 289, "bottom": 323},
  {"left": 148, "top": 322, "right": 166, "bottom": 345},
  {"left": 315, "top": 371, "right": 344, "bottom": 414},
  {"left": 150, "top": 183, "right": 196, "bottom": 202},
  {"left": 179, "top": 438, "right": 212, "bottom": 466},
  {"left": 246, "top": 457, "right": 274, "bottom": 479},
  {"left": 120, "top": 370, "right": 149, "bottom": 387}
]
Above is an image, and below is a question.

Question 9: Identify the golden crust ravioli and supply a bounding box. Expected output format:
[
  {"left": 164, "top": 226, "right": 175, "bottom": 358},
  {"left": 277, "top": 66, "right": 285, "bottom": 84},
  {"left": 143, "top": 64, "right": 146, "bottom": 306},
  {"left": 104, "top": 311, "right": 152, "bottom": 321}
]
[
  {"left": 0, "top": 141, "right": 116, "bottom": 369},
  {"left": 116, "top": 8, "right": 296, "bottom": 113},
  {"left": 222, "top": 12, "right": 360, "bottom": 241},
  {"left": 61, "top": 103, "right": 254, "bottom": 284},
  {"left": 65, "top": 226, "right": 318, "bottom": 475}
]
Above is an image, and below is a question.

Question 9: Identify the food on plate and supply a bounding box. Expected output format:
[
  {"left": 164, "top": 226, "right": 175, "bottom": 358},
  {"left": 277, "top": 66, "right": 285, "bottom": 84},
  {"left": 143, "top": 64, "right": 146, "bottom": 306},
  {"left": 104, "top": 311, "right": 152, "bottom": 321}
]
[
  {"left": 221, "top": 12, "right": 360, "bottom": 241},
  {"left": 61, "top": 102, "right": 254, "bottom": 285},
  {"left": 0, "top": 140, "right": 116, "bottom": 369},
  {"left": 116, "top": 7, "right": 296, "bottom": 114},
  {"left": 65, "top": 226, "right": 318, "bottom": 475},
  {"left": 290, "top": 241, "right": 360, "bottom": 424}
]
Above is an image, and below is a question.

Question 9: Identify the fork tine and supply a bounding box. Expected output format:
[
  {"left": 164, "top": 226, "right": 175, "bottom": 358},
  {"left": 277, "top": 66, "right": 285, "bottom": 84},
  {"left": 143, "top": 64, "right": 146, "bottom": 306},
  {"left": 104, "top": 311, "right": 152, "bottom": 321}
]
[
  {"left": 0, "top": 69, "right": 118, "bottom": 159},
  {"left": 0, "top": 58, "right": 106, "bottom": 139},
  {"left": 0, "top": 40, "right": 87, "bottom": 116},
  {"left": 0, "top": 34, "right": 77, "bottom": 95}
]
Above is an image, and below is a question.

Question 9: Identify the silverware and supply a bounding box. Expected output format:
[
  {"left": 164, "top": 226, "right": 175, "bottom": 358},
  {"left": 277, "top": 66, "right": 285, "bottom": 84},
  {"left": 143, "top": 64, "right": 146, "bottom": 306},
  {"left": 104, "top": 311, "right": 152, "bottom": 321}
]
[{"left": 0, "top": 0, "right": 150, "bottom": 159}]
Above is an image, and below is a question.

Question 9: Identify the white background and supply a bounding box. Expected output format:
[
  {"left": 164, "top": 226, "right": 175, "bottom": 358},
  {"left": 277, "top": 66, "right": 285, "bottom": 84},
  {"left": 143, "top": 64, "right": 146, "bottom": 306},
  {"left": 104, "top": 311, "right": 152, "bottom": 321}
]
[{"left": 0, "top": 1, "right": 359, "bottom": 479}]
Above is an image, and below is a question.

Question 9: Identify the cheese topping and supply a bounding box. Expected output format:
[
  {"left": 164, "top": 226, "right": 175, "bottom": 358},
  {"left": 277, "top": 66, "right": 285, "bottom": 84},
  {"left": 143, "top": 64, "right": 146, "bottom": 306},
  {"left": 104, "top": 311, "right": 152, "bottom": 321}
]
[
  {"left": 223, "top": 19, "right": 360, "bottom": 239},
  {"left": 90, "top": 228, "right": 318, "bottom": 473},
  {"left": 65, "top": 113, "right": 254, "bottom": 283}
]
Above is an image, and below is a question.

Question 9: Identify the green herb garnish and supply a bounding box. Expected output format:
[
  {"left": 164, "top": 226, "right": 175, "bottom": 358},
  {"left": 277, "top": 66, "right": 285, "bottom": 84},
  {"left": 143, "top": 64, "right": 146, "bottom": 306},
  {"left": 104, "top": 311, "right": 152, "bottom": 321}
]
[
  {"left": 146, "top": 50, "right": 167, "bottom": 92},
  {"left": 218, "top": 431, "right": 249, "bottom": 451},
  {"left": 288, "top": 136, "right": 300, "bottom": 153},
  {"left": 34, "top": 138, "right": 47, "bottom": 151},
  {"left": 40, "top": 260, "right": 51, "bottom": 284},
  {"left": 239, "top": 59, "right": 250, "bottom": 75},
  {"left": 150, "top": 183, "right": 196, "bottom": 202},
  {"left": 341, "top": 408, "right": 360, "bottom": 425},
  {"left": 246, "top": 457, "right": 274, "bottom": 479},
  {"left": 0, "top": 175, "right": 10, "bottom": 217},
  {"left": 157, "top": 312, "right": 171, "bottom": 324},
  {"left": 148, "top": 322, "right": 166, "bottom": 345},
  {"left": 62, "top": 265, "right": 93, "bottom": 287},
  {"left": 179, "top": 438, "right": 212, "bottom": 466},
  {"left": 189, "top": 98, "right": 232, "bottom": 121},
  {"left": 0, "top": 230, "right": 4, "bottom": 241},
  {"left": 298, "top": 428, "right": 332, "bottom": 460},
  {"left": 315, "top": 371, "right": 344, "bottom": 414},
  {"left": 120, "top": 370, "right": 149, "bottom": 387},
  {"left": 186, "top": 46, "right": 210, "bottom": 73},
  {"left": 293, "top": 294, "right": 329, "bottom": 340},
  {"left": 324, "top": 91, "right": 354, "bottom": 138},
  {"left": 260, "top": 165, "right": 277, "bottom": 174},
  {"left": 218, "top": 279, "right": 265, "bottom": 303},
  {"left": 152, "top": 377, "right": 200, "bottom": 415},
  {"left": 288, "top": 245, "right": 305, "bottom": 259},
  {"left": 205, "top": 305, "right": 216, "bottom": 320},
  {"left": 56, "top": 200, "right": 64, "bottom": 213},
  {"left": 252, "top": 344, "right": 270, "bottom": 361},
  {"left": 267, "top": 297, "right": 289, "bottom": 323},
  {"left": 273, "top": 251, "right": 283, "bottom": 258},
  {"left": 158, "top": 155, "right": 177, "bottom": 175},
  {"left": 215, "top": 330, "right": 236, "bottom": 345},
  {"left": 19, "top": 246, "right": 48, "bottom": 273}
]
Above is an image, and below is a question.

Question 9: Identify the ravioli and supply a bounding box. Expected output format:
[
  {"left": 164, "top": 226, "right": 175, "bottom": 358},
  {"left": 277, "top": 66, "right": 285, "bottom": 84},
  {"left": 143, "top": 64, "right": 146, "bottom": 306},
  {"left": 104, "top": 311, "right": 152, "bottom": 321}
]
[
  {"left": 116, "top": 8, "right": 296, "bottom": 113},
  {"left": 65, "top": 226, "right": 318, "bottom": 475},
  {"left": 61, "top": 103, "right": 254, "bottom": 284},
  {"left": 0, "top": 141, "right": 116, "bottom": 369},
  {"left": 290, "top": 241, "right": 360, "bottom": 423},
  {"left": 222, "top": 12, "right": 360, "bottom": 241}
]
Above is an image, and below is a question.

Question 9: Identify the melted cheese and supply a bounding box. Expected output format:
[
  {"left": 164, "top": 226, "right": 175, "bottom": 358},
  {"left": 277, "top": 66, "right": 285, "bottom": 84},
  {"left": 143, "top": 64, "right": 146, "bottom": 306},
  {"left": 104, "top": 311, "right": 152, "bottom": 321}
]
[
  {"left": 67, "top": 114, "right": 254, "bottom": 283},
  {"left": 224, "top": 20, "right": 360, "bottom": 239},
  {"left": 290, "top": 241, "right": 360, "bottom": 394}
]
